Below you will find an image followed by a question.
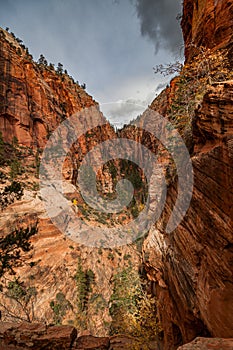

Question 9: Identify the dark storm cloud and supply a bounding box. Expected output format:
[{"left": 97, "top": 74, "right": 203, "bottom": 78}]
[{"left": 135, "top": 0, "right": 183, "bottom": 54}]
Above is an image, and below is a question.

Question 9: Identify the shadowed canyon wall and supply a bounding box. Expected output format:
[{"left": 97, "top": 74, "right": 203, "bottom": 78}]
[
  {"left": 181, "top": 0, "right": 233, "bottom": 62},
  {"left": 141, "top": 0, "right": 233, "bottom": 348}
]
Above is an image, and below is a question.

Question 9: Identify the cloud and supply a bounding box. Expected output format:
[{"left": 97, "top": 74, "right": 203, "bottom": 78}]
[
  {"left": 134, "top": 0, "right": 183, "bottom": 55},
  {"left": 100, "top": 100, "right": 144, "bottom": 125},
  {"left": 100, "top": 94, "right": 155, "bottom": 126}
]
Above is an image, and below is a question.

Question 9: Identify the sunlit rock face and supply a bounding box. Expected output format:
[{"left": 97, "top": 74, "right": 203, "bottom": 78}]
[
  {"left": 0, "top": 28, "right": 97, "bottom": 148},
  {"left": 0, "top": 27, "right": 142, "bottom": 337}
]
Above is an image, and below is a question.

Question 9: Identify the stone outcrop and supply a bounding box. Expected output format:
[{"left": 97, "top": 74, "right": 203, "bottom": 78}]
[
  {"left": 0, "top": 322, "right": 109, "bottom": 349},
  {"left": 181, "top": 0, "right": 233, "bottom": 62},
  {"left": 177, "top": 337, "right": 233, "bottom": 350},
  {"left": 1, "top": 322, "right": 232, "bottom": 350},
  {"left": 0, "top": 322, "right": 77, "bottom": 350},
  {"left": 0, "top": 323, "right": 153, "bottom": 350},
  {"left": 74, "top": 335, "right": 109, "bottom": 350}
]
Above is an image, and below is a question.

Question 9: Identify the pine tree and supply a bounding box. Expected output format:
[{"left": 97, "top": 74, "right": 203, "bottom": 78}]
[
  {"left": 0, "top": 226, "right": 37, "bottom": 278},
  {"left": 38, "top": 54, "right": 48, "bottom": 66},
  {"left": 56, "top": 62, "right": 63, "bottom": 74}
]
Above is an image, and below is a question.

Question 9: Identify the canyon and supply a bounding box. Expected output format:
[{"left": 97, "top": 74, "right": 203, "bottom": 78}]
[{"left": 0, "top": 0, "right": 233, "bottom": 349}]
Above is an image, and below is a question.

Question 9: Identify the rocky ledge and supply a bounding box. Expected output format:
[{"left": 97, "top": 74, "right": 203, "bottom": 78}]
[
  {"left": 177, "top": 337, "right": 233, "bottom": 350},
  {"left": 0, "top": 322, "right": 233, "bottom": 350},
  {"left": 0, "top": 322, "right": 156, "bottom": 350}
]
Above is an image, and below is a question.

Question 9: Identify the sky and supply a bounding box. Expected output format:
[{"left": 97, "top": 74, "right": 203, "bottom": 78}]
[{"left": 0, "top": 0, "right": 183, "bottom": 126}]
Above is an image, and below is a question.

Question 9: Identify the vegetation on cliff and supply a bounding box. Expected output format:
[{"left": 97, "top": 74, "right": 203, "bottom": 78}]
[
  {"left": 154, "top": 46, "right": 233, "bottom": 140},
  {"left": 1, "top": 27, "right": 86, "bottom": 89},
  {"left": 0, "top": 225, "right": 38, "bottom": 322}
]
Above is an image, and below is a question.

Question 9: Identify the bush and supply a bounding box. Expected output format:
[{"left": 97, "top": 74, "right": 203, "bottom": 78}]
[
  {"left": 75, "top": 260, "right": 95, "bottom": 329},
  {"left": 155, "top": 47, "right": 233, "bottom": 138},
  {"left": 0, "top": 181, "right": 23, "bottom": 209},
  {"left": 110, "top": 266, "right": 160, "bottom": 345},
  {"left": 0, "top": 277, "right": 37, "bottom": 323},
  {"left": 75, "top": 260, "right": 95, "bottom": 312},
  {"left": 0, "top": 225, "right": 37, "bottom": 278},
  {"left": 10, "top": 159, "right": 23, "bottom": 180},
  {"left": 50, "top": 292, "right": 72, "bottom": 325}
]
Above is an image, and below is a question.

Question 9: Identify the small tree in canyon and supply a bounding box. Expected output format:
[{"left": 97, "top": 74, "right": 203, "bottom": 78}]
[
  {"left": 154, "top": 47, "right": 232, "bottom": 136},
  {"left": 0, "top": 278, "right": 37, "bottom": 323},
  {"left": 0, "top": 225, "right": 38, "bottom": 322},
  {"left": 0, "top": 226, "right": 37, "bottom": 278},
  {"left": 109, "top": 266, "right": 160, "bottom": 347},
  {"left": 50, "top": 292, "right": 73, "bottom": 325},
  {"left": 38, "top": 54, "right": 48, "bottom": 66},
  {"left": 74, "top": 259, "right": 95, "bottom": 329},
  {"left": 56, "top": 62, "right": 64, "bottom": 75}
]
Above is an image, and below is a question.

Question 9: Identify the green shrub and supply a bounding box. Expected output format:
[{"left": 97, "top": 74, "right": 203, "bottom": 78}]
[
  {"left": 75, "top": 260, "right": 95, "bottom": 312},
  {"left": 0, "top": 225, "right": 37, "bottom": 278},
  {"left": 109, "top": 266, "right": 160, "bottom": 344},
  {"left": 50, "top": 292, "right": 72, "bottom": 325},
  {"left": 75, "top": 260, "right": 95, "bottom": 329},
  {"left": 123, "top": 254, "right": 132, "bottom": 261},
  {"left": 107, "top": 252, "right": 114, "bottom": 261},
  {"left": 0, "top": 181, "right": 23, "bottom": 209}
]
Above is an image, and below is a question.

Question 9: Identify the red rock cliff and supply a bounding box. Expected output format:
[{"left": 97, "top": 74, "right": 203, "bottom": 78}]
[
  {"left": 0, "top": 27, "right": 142, "bottom": 338},
  {"left": 142, "top": 1, "right": 233, "bottom": 349},
  {"left": 0, "top": 28, "right": 97, "bottom": 148},
  {"left": 181, "top": 0, "right": 233, "bottom": 62}
]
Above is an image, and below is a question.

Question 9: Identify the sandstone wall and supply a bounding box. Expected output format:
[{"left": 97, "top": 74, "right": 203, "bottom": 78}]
[
  {"left": 0, "top": 28, "right": 96, "bottom": 148},
  {"left": 181, "top": 0, "right": 233, "bottom": 62},
  {"left": 142, "top": 1, "right": 233, "bottom": 347}
]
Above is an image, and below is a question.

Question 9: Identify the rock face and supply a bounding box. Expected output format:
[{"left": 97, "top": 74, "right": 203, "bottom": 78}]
[
  {"left": 141, "top": 1, "right": 233, "bottom": 349},
  {"left": 1, "top": 0, "right": 233, "bottom": 348},
  {"left": 0, "top": 193, "right": 141, "bottom": 335},
  {"left": 143, "top": 83, "right": 233, "bottom": 345},
  {"left": 0, "top": 28, "right": 96, "bottom": 148},
  {"left": 1, "top": 322, "right": 232, "bottom": 350},
  {"left": 0, "top": 27, "right": 140, "bottom": 337},
  {"left": 74, "top": 335, "right": 109, "bottom": 350},
  {"left": 0, "top": 322, "right": 152, "bottom": 350},
  {"left": 177, "top": 337, "right": 233, "bottom": 350},
  {"left": 0, "top": 322, "right": 77, "bottom": 350},
  {"left": 182, "top": 0, "right": 233, "bottom": 62},
  {"left": 0, "top": 322, "right": 109, "bottom": 350}
]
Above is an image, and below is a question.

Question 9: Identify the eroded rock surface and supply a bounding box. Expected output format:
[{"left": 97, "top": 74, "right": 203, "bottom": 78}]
[
  {"left": 177, "top": 337, "right": 233, "bottom": 350},
  {"left": 182, "top": 0, "right": 233, "bottom": 62},
  {"left": 0, "top": 322, "right": 77, "bottom": 350},
  {"left": 0, "top": 323, "right": 155, "bottom": 350},
  {"left": 1, "top": 0, "right": 233, "bottom": 348},
  {"left": 0, "top": 28, "right": 96, "bottom": 147},
  {"left": 137, "top": 1, "right": 233, "bottom": 348},
  {"left": 0, "top": 27, "right": 140, "bottom": 336},
  {"left": 142, "top": 35, "right": 233, "bottom": 350}
]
